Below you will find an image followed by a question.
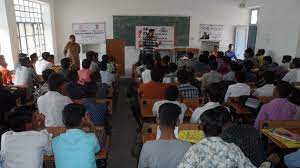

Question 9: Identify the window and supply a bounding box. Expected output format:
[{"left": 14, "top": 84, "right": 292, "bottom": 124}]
[
  {"left": 250, "top": 9, "right": 259, "bottom": 25},
  {"left": 14, "top": 0, "right": 45, "bottom": 56}
]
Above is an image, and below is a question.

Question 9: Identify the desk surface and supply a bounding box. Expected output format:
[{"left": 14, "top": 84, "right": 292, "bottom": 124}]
[
  {"left": 262, "top": 128, "right": 300, "bottom": 149},
  {"left": 229, "top": 102, "right": 251, "bottom": 115}
]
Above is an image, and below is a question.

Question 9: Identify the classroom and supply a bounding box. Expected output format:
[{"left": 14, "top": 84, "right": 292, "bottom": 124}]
[{"left": 0, "top": 0, "right": 300, "bottom": 167}]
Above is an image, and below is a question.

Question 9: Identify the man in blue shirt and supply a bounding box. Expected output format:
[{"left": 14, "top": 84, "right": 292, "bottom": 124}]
[
  {"left": 52, "top": 103, "right": 100, "bottom": 168},
  {"left": 285, "top": 150, "right": 300, "bottom": 168},
  {"left": 225, "top": 44, "right": 237, "bottom": 60}
]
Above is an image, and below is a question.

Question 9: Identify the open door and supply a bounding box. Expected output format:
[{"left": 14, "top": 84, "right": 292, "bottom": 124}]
[
  {"left": 106, "top": 39, "right": 125, "bottom": 75},
  {"left": 235, "top": 26, "right": 249, "bottom": 60}
]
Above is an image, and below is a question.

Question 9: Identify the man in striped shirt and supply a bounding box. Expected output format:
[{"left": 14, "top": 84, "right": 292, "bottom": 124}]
[{"left": 143, "top": 29, "right": 160, "bottom": 57}]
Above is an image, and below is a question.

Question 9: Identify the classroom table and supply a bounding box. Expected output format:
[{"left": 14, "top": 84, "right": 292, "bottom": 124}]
[
  {"left": 229, "top": 102, "right": 251, "bottom": 115},
  {"left": 261, "top": 128, "right": 300, "bottom": 149}
]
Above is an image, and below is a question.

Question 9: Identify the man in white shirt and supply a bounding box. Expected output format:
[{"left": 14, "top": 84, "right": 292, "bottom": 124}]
[
  {"left": 142, "top": 59, "right": 154, "bottom": 83},
  {"left": 224, "top": 71, "right": 251, "bottom": 102},
  {"left": 152, "top": 86, "right": 187, "bottom": 123},
  {"left": 0, "top": 113, "right": 52, "bottom": 168},
  {"left": 191, "top": 83, "right": 225, "bottom": 123},
  {"left": 37, "top": 73, "right": 72, "bottom": 127},
  {"left": 253, "top": 71, "right": 275, "bottom": 97},
  {"left": 99, "top": 62, "right": 115, "bottom": 86},
  {"left": 282, "top": 59, "right": 300, "bottom": 84},
  {"left": 35, "top": 52, "right": 53, "bottom": 75}
]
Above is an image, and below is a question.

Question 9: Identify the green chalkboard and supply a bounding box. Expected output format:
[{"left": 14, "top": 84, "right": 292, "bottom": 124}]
[{"left": 113, "top": 16, "right": 190, "bottom": 46}]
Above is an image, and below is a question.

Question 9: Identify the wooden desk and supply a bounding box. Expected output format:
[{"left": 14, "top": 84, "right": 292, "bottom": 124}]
[
  {"left": 261, "top": 128, "right": 300, "bottom": 149},
  {"left": 229, "top": 102, "right": 251, "bottom": 114}
]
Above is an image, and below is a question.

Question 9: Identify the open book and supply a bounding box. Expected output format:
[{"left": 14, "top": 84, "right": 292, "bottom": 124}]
[{"left": 270, "top": 128, "right": 300, "bottom": 143}]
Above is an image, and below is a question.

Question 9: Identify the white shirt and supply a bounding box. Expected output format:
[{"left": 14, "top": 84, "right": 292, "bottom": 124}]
[
  {"left": 190, "top": 102, "right": 221, "bottom": 123},
  {"left": 282, "top": 69, "right": 300, "bottom": 83},
  {"left": 253, "top": 84, "right": 275, "bottom": 97},
  {"left": 37, "top": 91, "right": 72, "bottom": 127},
  {"left": 0, "top": 130, "right": 52, "bottom": 168},
  {"left": 224, "top": 83, "right": 251, "bottom": 102},
  {"left": 152, "top": 100, "right": 187, "bottom": 123},
  {"left": 100, "top": 70, "right": 115, "bottom": 86},
  {"left": 14, "top": 66, "right": 38, "bottom": 86},
  {"left": 35, "top": 59, "right": 53, "bottom": 75},
  {"left": 142, "top": 69, "right": 152, "bottom": 83}
]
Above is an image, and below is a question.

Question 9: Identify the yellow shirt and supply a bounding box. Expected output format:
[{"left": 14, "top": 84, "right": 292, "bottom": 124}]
[{"left": 63, "top": 42, "right": 81, "bottom": 70}]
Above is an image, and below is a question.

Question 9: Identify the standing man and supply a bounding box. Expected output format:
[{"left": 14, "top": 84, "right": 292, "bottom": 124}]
[
  {"left": 225, "top": 44, "right": 237, "bottom": 60},
  {"left": 64, "top": 35, "right": 81, "bottom": 70},
  {"left": 143, "top": 29, "right": 161, "bottom": 58}
]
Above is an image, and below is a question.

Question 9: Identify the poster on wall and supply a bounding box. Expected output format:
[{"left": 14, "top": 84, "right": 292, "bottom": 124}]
[
  {"left": 199, "top": 24, "right": 224, "bottom": 41},
  {"left": 72, "top": 22, "right": 106, "bottom": 44},
  {"left": 136, "top": 26, "right": 175, "bottom": 49}
]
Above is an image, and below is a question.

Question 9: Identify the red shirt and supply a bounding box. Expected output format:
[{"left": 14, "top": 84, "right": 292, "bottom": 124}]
[{"left": 139, "top": 81, "right": 167, "bottom": 99}]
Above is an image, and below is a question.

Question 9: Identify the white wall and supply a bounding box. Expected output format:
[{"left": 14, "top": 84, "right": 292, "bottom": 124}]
[
  {"left": 247, "top": 0, "right": 300, "bottom": 63},
  {"left": 53, "top": 0, "right": 249, "bottom": 74}
]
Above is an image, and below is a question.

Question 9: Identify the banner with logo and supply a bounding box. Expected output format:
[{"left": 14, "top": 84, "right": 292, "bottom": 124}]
[{"left": 136, "top": 26, "right": 175, "bottom": 49}]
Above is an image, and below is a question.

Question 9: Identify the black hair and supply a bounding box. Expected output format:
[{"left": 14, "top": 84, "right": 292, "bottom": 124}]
[
  {"left": 263, "top": 56, "right": 273, "bottom": 64},
  {"left": 200, "top": 106, "right": 230, "bottom": 137},
  {"left": 18, "top": 53, "right": 27, "bottom": 58},
  {"left": 230, "top": 62, "right": 242, "bottom": 72},
  {"left": 63, "top": 103, "right": 86, "bottom": 128},
  {"left": 208, "top": 61, "right": 218, "bottom": 70},
  {"left": 99, "top": 62, "right": 108, "bottom": 71},
  {"left": 30, "top": 53, "right": 37, "bottom": 60},
  {"left": 42, "top": 52, "right": 50, "bottom": 60},
  {"left": 294, "top": 58, "right": 300, "bottom": 68},
  {"left": 275, "top": 81, "right": 294, "bottom": 98},
  {"left": 289, "top": 88, "right": 300, "bottom": 106},
  {"left": 81, "top": 59, "right": 91, "bottom": 69},
  {"left": 187, "top": 52, "right": 194, "bottom": 59},
  {"left": 245, "top": 48, "right": 254, "bottom": 57},
  {"left": 84, "top": 82, "right": 98, "bottom": 97},
  {"left": 67, "top": 70, "right": 79, "bottom": 82},
  {"left": 207, "top": 83, "right": 221, "bottom": 102},
  {"left": 8, "top": 113, "right": 27, "bottom": 132},
  {"left": 149, "top": 29, "right": 155, "bottom": 33},
  {"left": 60, "top": 57, "right": 71, "bottom": 70},
  {"left": 235, "top": 71, "right": 246, "bottom": 83},
  {"left": 244, "top": 60, "right": 254, "bottom": 71},
  {"left": 48, "top": 73, "right": 65, "bottom": 91},
  {"left": 69, "top": 35, "right": 75, "bottom": 39},
  {"left": 42, "top": 69, "right": 55, "bottom": 82},
  {"left": 168, "top": 63, "right": 178, "bottom": 73},
  {"left": 202, "top": 51, "right": 210, "bottom": 57},
  {"left": 86, "top": 51, "right": 94, "bottom": 61},
  {"left": 146, "top": 59, "right": 154, "bottom": 70},
  {"left": 102, "top": 55, "right": 109, "bottom": 64},
  {"left": 150, "top": 68, "right": 163, "bottom": 82},
  {"left": 91, "top": 71, "right": 101, "bottom": 83},
  {"left": 155, "top": 54, "right": 162, "bottom": 63},
  {"left": 256, "top": 49, "right": 265, "bottom": 56},
  {"left": 263, "top": 71, "right": 275, "bottom": 84},
  {"left": 158, "top": 103, "right": 181, "bottom": 128},
  {"left": 282, "top": 55, "right": 292, "bottom": 63},
  {"left": 165, "top": 85, "right": 179, "bottom": 101},
  {"left": 177, "top": 69, "right": 189, "bottom": 84},
  {"left": 217, "top": 52, "right": 224, "bottom": 58},
  {"left": 19, "top": 57, "right": 30, "bottom": 66},
  {"left": 162, "top": 55, "right": 171, "bottom": 65},
  {"left": 49, "top": 55, "right": 54, "bottom": 60}
]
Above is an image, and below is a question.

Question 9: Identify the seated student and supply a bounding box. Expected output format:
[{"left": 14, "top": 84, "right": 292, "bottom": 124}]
[
  {"left": 289, "top": 88, "right": 300, "bottom": 119},
  {"left": 33, "top": 69, "right": 55, "bottom": 101},
  {"left": 101, "top": 54, "right": 115, "bottom": 73},
  {"left": 139, "top": 103, "right": 191, "bottom": 168},
  {"left": 260, "top": 56, "right": 278, "bottom": 72},
  {"left": 161, "top": 55, "right": 171, "bottom": 74},
  {"left": 90, "top": 71, "right": 109, "bottom": 99},
  {"left": 191, "top": 83, "right": 224, "bottom": 123},
  {"left": 0, "top": 55, "right": 13, "bottom": 85},
  {"left": 163, "top": 63, "right": 178, "bottom": 83},
  {"left": 15, "top": 57, "right": 40, "bottom": 98},
  {"left": 223, "top": 62, "right": 242, "bottom": 82},
  {"left": 178, "top": 107, "right": 275, "bottom": 168},
  {"left": 282, "top": 58, "right": 300, "bottom": 83},
  {"left": 83, "top": 82, "right": 107, "bottom": 125},
  {"left": 60, "top": 57, "right": 71, "bottom": 79},
  {"left": 49, "top": 55, "right": 55, "bottom": 65},
  {"left": 284, "top": 149, "right": 300, "bottom": 168},
  {"left": 78, "top": 59, "right": 92, "bottom": 85},
  {"left": 35, "top": 52, "right": 53, "bottom": 75},
  {"left": 52, "top": 103, "right": 100, "bottom": 168},
  {"left": 201, "top": 61, "right": 223, "bottom": 99},
  {"left": 135, "top": 53, "right": 147, "bottom": 75},
  {"left": 256, "top": 49, "right": 265, "bottom": 67},
  {"left": 0, "top": 113, "right": 52, "bottom": 168},
  {"left": 244, "top": 48, "right": 257, "bottom": 65},
  {"left": 244, "top": 60, "right": 257, "bottom": 82},
  {"left": 86, "top": 51, "right": 99, "bottom": 72},
  {"left": 281, "top": 55, "right": 292, "bottom": 71},
  {"left": 254, "top": 82, "right": 297, "bottom": 129},
  {"left": 191, "top": 55, "right": 209, "bottom": 75},
  {"left": 152, "top": 86, "right": 187, "bottom": 123},
  {"left": 219, "top": 106, "right": 266, "bottom": 167},
  {"left": 177, "top": 69, "right": 199, "bottom": 99},
  {"left": 37, "top": 73, "right": 73, "bottom": 127},
  {"left": 139, "top": 68, "right": 166, "bottom": 99},
  {"left": 253, "top": 71, "right": 275, "bottom": 97},
  {"left": 224, "top": 71, "right": 251, "bottom": 102},
  {"left": 65, "top": 70, "right": 85, "bottom": 100},
  {"left": 99, "top": 62, "right": 115, "bottom": 87},
  {"left": 0, "top": 73, "right": 16, "bottom": 122},
  {"left": 30, "top": 53, "right": 38, "bottom": 69},
  {"left": 218, "top": 56, "right": 231, "bottom": 75},
  {"left": 142, "top": 58, "right": 154, "bottom": 83}
]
